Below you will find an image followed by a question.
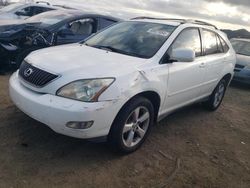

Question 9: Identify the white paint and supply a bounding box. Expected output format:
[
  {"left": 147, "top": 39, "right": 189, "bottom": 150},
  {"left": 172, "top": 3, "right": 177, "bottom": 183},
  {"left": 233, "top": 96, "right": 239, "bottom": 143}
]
[{"left": 9, "top": 21, "right": 236, "bottom": 139}]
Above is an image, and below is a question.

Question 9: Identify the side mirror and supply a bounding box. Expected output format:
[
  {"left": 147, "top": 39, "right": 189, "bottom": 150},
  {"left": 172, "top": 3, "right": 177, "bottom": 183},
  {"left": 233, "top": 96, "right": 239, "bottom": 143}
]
[{"left": 172, "top": 48, "right": 195, "bottom": 62}]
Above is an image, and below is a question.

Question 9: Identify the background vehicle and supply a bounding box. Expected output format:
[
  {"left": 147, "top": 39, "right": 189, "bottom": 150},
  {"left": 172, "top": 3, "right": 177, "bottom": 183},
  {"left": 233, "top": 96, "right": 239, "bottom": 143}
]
[
  {"left": 0, "top": 10, "right": 120, "bottom": 72},
  {"left": 0, "top": 2, "right": 58, "bottom": 20},
  {"left": 231, "top": 38, "right": 250, "bottom": 85},
  {"left": 10, "top": 18, "right": 235, "bottom": 153}
]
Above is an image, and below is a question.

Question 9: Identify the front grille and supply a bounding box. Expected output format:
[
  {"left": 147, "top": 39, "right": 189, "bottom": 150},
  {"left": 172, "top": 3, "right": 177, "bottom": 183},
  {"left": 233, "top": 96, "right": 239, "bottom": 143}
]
[
  {"left": 19, "top": 61, "right": 58, "bottom": 87},
  {"left": 235, "top": 64, "right": 245, "bottom": 69}
]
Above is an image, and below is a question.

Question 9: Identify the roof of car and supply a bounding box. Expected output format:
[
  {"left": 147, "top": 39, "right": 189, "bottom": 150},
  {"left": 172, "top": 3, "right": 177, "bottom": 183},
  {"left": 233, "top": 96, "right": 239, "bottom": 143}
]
[
  {"left": 131, "top": 17, "right": 218, "bottom": 30},
  {"left": 4, "top": 2, "right": 72, "bottom": 10},
  {"left": 33, "top": 9, "right": 121, "bottom": 21}
]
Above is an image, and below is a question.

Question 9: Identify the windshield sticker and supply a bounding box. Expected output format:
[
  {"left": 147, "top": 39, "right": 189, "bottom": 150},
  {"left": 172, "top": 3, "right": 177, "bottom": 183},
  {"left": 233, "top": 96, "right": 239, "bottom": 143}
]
[{"left": 147, "top": 28, "right": 170, "bottom": 37}]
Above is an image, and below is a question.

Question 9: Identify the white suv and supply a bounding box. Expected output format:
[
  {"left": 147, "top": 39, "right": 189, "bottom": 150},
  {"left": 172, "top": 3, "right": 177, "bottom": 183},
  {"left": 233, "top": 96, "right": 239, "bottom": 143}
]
[{"left": 9, "top": 18, "right": 236, "bottom": 153}]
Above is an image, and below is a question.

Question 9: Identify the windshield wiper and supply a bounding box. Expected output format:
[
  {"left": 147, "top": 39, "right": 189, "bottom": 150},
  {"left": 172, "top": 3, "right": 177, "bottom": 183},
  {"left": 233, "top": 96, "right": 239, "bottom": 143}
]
[
  {"left": 85, "top": 43, "right": 148, "bottom": 58},
  {"left": 89, "top": 44, "right": 120, "bottom": 52}
]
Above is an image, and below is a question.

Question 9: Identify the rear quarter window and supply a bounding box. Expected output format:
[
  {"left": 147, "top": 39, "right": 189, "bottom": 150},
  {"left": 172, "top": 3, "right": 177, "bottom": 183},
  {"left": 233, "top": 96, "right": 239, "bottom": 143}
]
[{"left": 219, "top": 36, "right": 230, "bottom": 53}]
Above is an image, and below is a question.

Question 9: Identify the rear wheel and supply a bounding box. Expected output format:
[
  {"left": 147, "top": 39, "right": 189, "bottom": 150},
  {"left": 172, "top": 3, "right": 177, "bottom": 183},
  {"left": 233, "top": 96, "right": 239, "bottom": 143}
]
[
  {"left": 108, "top": 97, "right": 154, "bottom": 153},
  {"left": 204, "top": 79, "right": 227, "bottom": 111}
]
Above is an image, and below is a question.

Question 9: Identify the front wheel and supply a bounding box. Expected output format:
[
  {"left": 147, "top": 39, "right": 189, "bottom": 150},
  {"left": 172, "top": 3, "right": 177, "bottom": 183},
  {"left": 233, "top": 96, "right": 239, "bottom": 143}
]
[
  {"left": 204, "top": 79, "right": 227, "bottom": 111},
  {"left": 108, "top": 97, "right": 154, "bottom": 153}
]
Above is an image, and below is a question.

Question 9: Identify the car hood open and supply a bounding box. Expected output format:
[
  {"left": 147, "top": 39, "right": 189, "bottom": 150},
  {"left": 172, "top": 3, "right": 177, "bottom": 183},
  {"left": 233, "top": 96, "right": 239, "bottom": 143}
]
[{"left": 25, "top": 44, "right": 148, "bottom": 78}]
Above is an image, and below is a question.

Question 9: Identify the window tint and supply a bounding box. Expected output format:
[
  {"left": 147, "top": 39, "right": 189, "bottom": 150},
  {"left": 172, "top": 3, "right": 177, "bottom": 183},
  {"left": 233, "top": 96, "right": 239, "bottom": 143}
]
[
  {"left": 99, "top": 18, "right": 116, "bottom": 30},
  {"left": 220, "top": 37, "right": 229, "bottom": 52},
  {"left": 203, "top": 30, "right": 218, "bottom": 55},
  {"left": 168, "top": 28, "right": 202, "bottom": 58},
  {"left": 33, "top": 7, "right": 52, "bottom": 15},
  {"left": 17, "top": 7, "right": 33, "bottom": 16}
]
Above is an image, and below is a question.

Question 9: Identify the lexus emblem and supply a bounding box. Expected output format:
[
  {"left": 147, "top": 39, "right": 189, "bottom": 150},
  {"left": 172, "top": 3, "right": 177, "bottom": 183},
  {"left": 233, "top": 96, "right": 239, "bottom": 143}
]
[{"left": 24, "top": 68, "right": 34, "bottom": 77}]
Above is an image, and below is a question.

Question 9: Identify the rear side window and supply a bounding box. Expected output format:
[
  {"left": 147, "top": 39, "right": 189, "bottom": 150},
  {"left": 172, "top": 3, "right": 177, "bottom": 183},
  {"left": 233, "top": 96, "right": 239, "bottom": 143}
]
[
  {"left": 98, "top": 18, "right": 116, "bottom": 30},
  {"left": 168, "top": 28, "right": 202, "bottom": 58},
  {"left": 203, "top": 30, "right": 218, "bottom": 55},
  {"left": 203, "top": 30, "right": 229, "bottom": 55}
]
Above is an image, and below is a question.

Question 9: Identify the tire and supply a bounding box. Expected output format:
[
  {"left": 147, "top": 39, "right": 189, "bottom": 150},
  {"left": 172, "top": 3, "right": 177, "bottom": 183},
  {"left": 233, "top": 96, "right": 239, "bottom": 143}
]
[
  {"left": 204, "top": 79, "right": 227, "bottom": 111},
  {"left": 108, "top": 97, "right": 154, "bottom": 153}
]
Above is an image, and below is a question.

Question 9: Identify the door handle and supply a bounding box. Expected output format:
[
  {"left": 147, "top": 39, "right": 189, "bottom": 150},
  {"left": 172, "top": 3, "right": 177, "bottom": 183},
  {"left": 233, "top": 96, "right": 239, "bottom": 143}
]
[{"left": 199, "top": 62, "right": 206, "bottom": 68}]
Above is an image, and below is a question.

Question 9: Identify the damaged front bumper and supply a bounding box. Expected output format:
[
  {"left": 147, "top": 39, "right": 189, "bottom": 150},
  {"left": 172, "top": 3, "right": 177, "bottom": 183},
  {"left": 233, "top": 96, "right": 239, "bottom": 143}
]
[{"left": 9, "top": 72, "right": 122, "bottom": 139}]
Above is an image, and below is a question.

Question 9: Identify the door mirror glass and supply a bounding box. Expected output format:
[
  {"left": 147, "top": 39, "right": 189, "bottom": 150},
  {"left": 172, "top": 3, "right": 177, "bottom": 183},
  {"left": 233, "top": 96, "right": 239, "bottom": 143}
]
[{"left": 172, "top": 48, "right": 195, "bottom": 62}]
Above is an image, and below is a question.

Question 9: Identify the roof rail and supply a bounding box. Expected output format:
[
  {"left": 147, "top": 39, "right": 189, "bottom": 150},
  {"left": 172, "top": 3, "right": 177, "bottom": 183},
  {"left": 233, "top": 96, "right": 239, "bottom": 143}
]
[
  {"left": 53, "top": 4, "right": 77, "bottom": 10},
  {"left": 36, "top": 1, "right": 51, "bottom": 6},
  {"left": 131, "top": 17, "right": 218, "bottom": 29}
]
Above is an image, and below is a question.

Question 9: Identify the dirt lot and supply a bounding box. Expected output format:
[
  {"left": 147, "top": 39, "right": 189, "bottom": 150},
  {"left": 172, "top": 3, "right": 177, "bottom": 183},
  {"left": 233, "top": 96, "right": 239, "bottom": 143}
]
[{"left": 0, "top": 74, "right": 250, "bottom": 188}]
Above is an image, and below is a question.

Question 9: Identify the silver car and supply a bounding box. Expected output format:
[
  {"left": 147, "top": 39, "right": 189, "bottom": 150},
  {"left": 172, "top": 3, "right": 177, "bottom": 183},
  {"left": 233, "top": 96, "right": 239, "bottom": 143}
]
[
  {"left": 231, "top": 38, "right": 250, "bottom": 84},
  {"left": 0, "top": 2, "right": 57, "bottom": 20}
]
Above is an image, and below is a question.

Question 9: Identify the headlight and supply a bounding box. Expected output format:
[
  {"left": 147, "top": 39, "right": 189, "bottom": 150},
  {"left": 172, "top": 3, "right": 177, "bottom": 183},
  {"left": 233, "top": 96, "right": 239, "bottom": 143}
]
[{"left": 56, "top": 78, "right": 115, "bottom": 102}]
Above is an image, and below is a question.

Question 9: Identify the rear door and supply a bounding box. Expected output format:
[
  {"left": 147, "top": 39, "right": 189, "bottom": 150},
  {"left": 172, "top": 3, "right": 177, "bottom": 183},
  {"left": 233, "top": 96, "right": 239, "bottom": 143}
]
[
  {"left": 164, "top": 28, "right": 207, "bottom": 110},
  {"left": 199, "top": 29, "right": 228, "bottom": 96}
]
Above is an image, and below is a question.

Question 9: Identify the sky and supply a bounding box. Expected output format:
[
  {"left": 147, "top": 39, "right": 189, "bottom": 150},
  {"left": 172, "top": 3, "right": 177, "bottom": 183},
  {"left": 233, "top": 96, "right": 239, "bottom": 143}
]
[{"left": 19, "top": 0, "right": 250, "bottom": 30}]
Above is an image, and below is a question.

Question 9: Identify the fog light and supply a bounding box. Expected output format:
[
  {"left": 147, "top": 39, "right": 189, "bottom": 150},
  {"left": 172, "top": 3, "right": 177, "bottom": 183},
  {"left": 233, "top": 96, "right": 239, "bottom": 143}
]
[{"left": 66, "top": 121, "right": 94, "bottom": 129}]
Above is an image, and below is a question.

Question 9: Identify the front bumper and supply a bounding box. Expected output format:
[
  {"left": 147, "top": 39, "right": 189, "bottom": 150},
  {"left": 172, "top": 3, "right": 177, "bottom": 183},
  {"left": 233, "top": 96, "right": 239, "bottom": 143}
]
[
  {"left": 233, "top": 69, "right": 250, "bottom": 84},
  {"left": 9, "top": 72, "right": 121, "bottom": 139}
]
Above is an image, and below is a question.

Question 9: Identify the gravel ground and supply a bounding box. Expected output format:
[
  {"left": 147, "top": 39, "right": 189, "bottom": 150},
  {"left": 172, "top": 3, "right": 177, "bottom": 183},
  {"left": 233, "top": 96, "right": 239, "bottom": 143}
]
[{"left": 0, "top": 74, "right": 250, "bottom": 188}]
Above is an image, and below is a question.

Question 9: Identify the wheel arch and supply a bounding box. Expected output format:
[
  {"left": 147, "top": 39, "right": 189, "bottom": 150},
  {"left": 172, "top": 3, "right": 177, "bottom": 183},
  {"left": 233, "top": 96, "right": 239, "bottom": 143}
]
[
  {"left": 109, "top": 90, "right": 161, "bottom": 135},
  {"left": 222, "top": 73, "right": 233, "bottom": 86}
]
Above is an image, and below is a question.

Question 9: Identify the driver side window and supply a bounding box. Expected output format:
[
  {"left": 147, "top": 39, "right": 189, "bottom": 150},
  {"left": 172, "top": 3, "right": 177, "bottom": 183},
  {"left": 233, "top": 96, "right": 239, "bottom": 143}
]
[
  {"left": 69, "top": 18, "right": 95, "bottom": 35},
  {"left": 16, "top": 6, "right": 34, "bottom": 17},
  {"left": 167, "top": 28, "right": 202, "bottom": 60}
]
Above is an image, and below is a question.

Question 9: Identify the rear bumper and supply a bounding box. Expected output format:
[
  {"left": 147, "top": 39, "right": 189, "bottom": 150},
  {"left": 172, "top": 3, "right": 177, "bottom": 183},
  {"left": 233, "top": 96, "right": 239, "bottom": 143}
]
[{"left": 9, "top": 72, "right": 122, "bottom": 139}]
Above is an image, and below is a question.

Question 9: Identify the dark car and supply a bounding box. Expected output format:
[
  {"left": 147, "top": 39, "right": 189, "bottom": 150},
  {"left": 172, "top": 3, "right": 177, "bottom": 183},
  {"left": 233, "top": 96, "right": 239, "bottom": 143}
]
[
  {"left": 0, "top": 2, "right": 58, "bottom": 20},
  {"left": 231, "top": 38, "right": 250, "bottom": 85},
  {"left": 0, "top": 10, "right": 121, "bottom": 72}
]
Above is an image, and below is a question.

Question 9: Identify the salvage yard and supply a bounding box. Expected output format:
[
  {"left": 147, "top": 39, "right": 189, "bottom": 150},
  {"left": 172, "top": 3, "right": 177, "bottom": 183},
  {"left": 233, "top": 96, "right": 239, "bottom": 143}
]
[{"left": 0, "top": 74, "right": 250, "bottom": 188}]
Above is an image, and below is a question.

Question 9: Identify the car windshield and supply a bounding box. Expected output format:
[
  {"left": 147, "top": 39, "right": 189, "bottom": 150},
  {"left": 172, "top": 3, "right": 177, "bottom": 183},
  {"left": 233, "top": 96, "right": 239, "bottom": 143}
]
[
  {"left": 27, "top": 11, "right": 72, "bottom": 27},
  {"left": 231, "top": 40, "right": 250, "bottom": 56},
  {"left": 0, "top": 3, "right": 23, "bottom": 12},
  {"left": 85, "top": 21, "right": 176, "bottom": 58}
]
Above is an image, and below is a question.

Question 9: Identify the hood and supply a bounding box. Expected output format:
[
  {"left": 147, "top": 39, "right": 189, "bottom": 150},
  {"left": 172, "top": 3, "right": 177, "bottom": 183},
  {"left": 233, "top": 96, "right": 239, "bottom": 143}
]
[
  {"left": 236, "top": 54, "right": 250, "bottom": 66},
  {"left": 0, "top": 20, "right": 44, "bottom": 39},
  {"left": 25, "top": 44, "right": 147, "bottom": 78},
  {"left": 0, "top": 19, "right": 27, "bottom": 35}
]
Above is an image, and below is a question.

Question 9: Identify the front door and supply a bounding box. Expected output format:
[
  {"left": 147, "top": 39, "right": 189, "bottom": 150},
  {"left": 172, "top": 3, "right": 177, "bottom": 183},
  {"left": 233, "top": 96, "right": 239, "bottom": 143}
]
[{"left": 163, "top": 28, "right": 206, "bottom": 111}]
